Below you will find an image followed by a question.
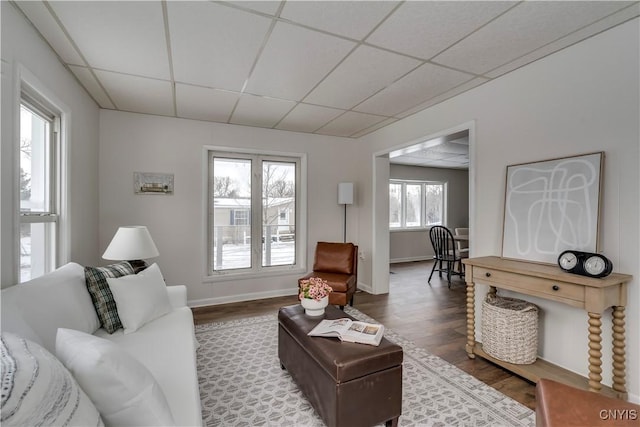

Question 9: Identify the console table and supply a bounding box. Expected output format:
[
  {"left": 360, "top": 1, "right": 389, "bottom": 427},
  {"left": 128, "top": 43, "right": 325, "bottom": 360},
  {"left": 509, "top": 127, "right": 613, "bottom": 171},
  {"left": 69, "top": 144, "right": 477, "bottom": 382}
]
[{"left": 462, "top": 256, "right": 632, "bottom": 400}]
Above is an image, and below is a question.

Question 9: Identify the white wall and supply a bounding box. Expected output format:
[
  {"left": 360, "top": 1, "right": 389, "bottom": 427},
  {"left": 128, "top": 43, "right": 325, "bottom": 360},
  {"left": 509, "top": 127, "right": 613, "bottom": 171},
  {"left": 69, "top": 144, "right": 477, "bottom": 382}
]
[
  {"left": 1, "top": 2, "right": 100, "bottom": 287},
  {"left": 389, "top": 164, "right": 469, "bottom": 262},
  {"left": 99, "top": 111, "right": 362, "bottom": 305},
  {"left": 360, "top": 19, "right": 640, "bottom": 400}
]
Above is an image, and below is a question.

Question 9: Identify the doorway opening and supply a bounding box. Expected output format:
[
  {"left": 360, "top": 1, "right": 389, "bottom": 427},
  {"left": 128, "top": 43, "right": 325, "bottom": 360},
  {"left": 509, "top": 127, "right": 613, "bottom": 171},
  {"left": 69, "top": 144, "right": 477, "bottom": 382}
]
[{"left": 370, "top": 121, "right": 475, "bottom": 295}]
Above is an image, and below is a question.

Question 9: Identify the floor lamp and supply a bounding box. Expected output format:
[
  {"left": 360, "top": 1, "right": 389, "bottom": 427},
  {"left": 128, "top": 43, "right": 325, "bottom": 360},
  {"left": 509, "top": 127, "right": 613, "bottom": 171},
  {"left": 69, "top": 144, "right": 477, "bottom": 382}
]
[{"left": 338, "top": 183, "right": 354, "bottom": 243}]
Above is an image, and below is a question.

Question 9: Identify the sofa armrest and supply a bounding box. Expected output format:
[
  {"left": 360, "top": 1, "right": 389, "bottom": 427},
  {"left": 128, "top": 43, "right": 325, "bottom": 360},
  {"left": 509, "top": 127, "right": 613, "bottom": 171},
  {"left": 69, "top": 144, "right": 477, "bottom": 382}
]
[{"left": 167, "top": 285, "right": 187, "bottom": 309}]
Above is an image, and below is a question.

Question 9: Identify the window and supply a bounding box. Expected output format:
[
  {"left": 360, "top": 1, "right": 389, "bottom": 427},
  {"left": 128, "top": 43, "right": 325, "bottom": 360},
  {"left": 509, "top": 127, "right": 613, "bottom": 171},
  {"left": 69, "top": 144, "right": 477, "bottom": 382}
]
[
  {"left": 19, "top": 94, "right": 60, "bottom": 282},
  {"left": 389, "top": 180, "right": 445, "bottom": 229},
  {"left": 208, "top": 151, "right": 302, "bottom": 276}
]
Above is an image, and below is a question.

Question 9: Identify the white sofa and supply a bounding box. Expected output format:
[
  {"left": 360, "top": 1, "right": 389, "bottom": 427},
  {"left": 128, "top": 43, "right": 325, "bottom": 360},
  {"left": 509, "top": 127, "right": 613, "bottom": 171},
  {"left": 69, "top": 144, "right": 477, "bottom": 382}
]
[{"left": 1, "top": 262, "right": 202, "bottom": 426}]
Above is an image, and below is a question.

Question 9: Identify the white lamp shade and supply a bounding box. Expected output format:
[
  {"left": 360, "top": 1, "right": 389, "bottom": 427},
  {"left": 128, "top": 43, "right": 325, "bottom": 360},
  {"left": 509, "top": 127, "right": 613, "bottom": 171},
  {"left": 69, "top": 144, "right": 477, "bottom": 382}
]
[
  {"left": 103, "top": 226, "right": 159, "bottom": 260},
  {"left": 338, "top": 182, "right": 354, "bottom": 205}
]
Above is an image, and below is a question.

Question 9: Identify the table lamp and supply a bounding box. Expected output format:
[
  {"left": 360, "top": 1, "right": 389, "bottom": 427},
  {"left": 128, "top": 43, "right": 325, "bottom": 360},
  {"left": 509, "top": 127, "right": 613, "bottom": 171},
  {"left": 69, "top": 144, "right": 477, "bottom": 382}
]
[{"left": 103, "top": 226, "right": 159, "bottom": 273}]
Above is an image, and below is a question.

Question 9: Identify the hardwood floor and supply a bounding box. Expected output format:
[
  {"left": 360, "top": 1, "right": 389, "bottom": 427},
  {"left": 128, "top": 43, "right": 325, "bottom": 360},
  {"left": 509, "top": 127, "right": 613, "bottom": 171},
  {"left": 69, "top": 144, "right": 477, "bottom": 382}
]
[{"left": 192, "top": 260, "right": 537, "bottom": 410}]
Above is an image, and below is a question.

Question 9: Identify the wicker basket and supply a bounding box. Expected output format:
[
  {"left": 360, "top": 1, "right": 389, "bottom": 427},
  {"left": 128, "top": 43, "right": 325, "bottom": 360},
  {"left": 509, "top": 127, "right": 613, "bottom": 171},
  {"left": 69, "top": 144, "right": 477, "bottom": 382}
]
[{"left": 482, "top": 294, "right": 539, "bottom": 364}]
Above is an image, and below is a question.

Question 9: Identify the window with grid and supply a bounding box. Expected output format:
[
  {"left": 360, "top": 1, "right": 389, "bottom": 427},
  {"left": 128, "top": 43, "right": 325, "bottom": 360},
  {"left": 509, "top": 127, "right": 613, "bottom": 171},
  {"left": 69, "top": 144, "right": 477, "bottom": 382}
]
[
  {"left": 389, "top": 180, "right": 445, "bottom": 229},
  {"left": 207, "top": 151, "right": 303, "bottom": 276},
  {"left": 19, "top": 94, "right": 60, "bottom": 282}
]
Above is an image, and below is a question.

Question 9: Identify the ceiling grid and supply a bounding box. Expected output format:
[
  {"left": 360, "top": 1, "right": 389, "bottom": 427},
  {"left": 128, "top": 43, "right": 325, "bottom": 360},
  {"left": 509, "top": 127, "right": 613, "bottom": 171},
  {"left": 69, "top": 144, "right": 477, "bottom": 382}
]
[{"left": 12, "top": 0, "right": 638, "bottom": 143}]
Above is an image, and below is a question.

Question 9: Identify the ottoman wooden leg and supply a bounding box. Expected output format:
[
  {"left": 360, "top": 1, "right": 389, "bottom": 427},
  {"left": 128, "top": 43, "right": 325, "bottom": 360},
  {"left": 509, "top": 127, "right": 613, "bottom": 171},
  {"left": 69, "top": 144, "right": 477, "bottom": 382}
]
[{"left": 385, "top": 416, "right": 399, "bottom": 427}]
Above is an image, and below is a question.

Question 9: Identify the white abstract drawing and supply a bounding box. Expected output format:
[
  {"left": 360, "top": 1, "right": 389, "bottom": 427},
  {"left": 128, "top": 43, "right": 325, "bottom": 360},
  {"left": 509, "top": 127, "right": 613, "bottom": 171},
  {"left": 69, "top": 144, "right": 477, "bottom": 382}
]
[{"left": 502, "top": 152, "right": 603, "bottom": 264}]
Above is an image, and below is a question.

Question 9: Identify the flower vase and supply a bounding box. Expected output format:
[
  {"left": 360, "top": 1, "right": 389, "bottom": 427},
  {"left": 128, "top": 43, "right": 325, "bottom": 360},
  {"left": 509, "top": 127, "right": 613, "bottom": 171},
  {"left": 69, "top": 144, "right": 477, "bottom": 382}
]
[{"left": 300, "top": 295, "right": 329, "bottom": 317}]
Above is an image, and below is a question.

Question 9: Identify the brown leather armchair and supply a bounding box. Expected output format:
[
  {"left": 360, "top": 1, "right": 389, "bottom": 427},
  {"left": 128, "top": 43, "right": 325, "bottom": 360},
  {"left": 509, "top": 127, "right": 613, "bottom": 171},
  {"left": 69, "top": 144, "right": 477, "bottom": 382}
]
[
  {"left": 299, "top": 242, "right": 358, "bottom": 309},
  {"left": 536, "top": 379, "right": 640, "bottom": 427}
]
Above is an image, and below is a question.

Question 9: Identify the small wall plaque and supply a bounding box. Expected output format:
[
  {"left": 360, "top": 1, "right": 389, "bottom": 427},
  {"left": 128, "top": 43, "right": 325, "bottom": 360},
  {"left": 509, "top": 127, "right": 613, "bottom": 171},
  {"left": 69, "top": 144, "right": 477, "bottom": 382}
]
[{"left": 134, "top": 172, "right": 174, "bottom": 195}]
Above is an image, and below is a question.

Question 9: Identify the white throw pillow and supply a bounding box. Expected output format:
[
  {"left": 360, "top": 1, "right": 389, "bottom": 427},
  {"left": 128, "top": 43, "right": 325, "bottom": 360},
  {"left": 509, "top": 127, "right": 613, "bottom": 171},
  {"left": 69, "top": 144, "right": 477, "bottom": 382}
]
[
  {"left": 55, "top": 328, "right": 175, "bottom": 427},
  {"left": 106, "top": 263, "right": 172, "bottom": 334},
  {"left": 1, "top": 332, "right": 104, "bottom": 427},
  {"left": 1, "top": 262, "right": 100, "bottom": 352}
]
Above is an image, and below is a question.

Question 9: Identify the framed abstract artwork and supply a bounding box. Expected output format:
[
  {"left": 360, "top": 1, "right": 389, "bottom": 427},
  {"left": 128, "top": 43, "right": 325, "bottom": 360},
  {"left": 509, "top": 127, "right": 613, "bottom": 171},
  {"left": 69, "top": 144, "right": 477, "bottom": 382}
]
[{"left": 501, "top": 152, "right": 603, "bottom": 264}]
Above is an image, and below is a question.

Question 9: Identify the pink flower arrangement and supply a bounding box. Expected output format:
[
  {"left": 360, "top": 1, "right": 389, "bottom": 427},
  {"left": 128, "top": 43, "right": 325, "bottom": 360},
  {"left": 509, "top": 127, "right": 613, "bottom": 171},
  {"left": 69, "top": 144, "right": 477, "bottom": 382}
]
[{"left": 299, "top": 277, "right": 332, "bottom": 301}]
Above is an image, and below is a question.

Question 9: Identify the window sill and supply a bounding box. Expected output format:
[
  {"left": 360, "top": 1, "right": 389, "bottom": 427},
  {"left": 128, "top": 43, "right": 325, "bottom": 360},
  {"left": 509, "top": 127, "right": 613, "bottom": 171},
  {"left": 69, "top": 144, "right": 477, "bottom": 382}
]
[
  {"left": 390, "top": 227, "right": 430, "bottom": 233},
  {"left": 203, "top": 266, "right": 307, "bottom": 283}
]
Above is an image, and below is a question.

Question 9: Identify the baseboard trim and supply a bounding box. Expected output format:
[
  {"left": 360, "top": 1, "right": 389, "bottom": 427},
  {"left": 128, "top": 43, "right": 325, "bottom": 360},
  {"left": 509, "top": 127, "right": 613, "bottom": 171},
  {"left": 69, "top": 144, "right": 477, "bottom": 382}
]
[
  {"left": 189, "top": 282, "right": 376, "bottom": 307},
  {"left": 390, "top": 256, "right": 431, "bottom": 264},
  {"left": 188, "top": 288, "right": 298, "bottom": 308}
]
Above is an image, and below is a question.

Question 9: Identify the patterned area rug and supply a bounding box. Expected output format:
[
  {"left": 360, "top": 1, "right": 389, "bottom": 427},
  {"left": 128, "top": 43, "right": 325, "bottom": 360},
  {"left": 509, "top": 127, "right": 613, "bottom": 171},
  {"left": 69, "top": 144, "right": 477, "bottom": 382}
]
[{"left": 195, "top": 307, "right": 535, "bottom": 426}]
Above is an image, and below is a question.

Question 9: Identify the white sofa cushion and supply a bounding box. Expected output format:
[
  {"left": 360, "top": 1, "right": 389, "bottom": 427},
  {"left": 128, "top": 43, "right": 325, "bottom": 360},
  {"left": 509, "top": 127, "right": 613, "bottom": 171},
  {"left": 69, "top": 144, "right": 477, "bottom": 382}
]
[
  {"left": 95, "top": 306, "right": 202, "bottom": 426},
  {"left": 1, "top": 332, "right": 103, "bottom": 427},
  {"left": 1, "top": 262, "right": 100, "bottom": 353},
  {"left": 56, "top": 328, "right": 175, "bottom": 427},
  {"left": 107, "top": 263, "right": 172, "bottom": 334}
]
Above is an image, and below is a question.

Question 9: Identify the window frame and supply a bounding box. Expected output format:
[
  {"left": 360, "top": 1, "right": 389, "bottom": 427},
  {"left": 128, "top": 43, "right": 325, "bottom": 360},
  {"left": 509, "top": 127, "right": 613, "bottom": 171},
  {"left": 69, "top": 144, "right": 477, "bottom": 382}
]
[
  {"left": 389, "top": 179, "right": 446, "bottom": 230},
  {"left": 18, "top": 91, "right": 61, "bottom": 282},
  {"left": 203, "top": 147, "right": 307, "bottom": 281}
]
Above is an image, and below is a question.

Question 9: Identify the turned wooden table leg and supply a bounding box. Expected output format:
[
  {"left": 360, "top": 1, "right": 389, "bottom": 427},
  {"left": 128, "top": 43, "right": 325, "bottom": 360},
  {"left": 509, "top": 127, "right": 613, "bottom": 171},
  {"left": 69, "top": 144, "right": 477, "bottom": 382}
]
[
  {"left": 611, "top": 306, "right": 627, "bottom": 397},
  {"left": 587, "top": 312, "right": 603, "bottom": 392},
  {"left": 466, "top": 280, "right": 475, "bottom": 358}
]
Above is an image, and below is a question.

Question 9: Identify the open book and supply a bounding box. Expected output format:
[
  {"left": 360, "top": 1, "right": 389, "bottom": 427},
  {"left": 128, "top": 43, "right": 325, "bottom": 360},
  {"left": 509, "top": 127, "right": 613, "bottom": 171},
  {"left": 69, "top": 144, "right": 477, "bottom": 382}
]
[{"left": 308, "top": 318, "right": 385, "bottom": 346}]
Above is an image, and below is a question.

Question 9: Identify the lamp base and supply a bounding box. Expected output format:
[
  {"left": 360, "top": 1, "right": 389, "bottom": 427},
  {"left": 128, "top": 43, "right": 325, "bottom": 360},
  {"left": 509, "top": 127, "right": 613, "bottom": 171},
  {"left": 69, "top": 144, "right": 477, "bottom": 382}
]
[{"left": 128, "top": 259, "right": 149, "bottom": 274}]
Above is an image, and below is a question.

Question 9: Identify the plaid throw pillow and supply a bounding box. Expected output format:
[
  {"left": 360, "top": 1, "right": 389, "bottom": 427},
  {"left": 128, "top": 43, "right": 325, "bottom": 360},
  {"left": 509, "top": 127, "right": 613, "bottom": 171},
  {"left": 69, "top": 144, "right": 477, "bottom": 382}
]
[{"left": 84, "top": 261, "right": 134, "bottom": 334}]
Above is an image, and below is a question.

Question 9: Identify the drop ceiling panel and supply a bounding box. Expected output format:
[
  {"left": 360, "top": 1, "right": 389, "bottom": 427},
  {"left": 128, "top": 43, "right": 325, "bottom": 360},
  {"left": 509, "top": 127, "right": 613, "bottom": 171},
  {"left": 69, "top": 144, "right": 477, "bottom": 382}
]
[
  {"left": 228, "top": 1, "right": 282, "bottom": 16},
  {"left": 304, "top": 45, "right": 421, "bottom": 109},
  {"left": 49, "top": 1, "right": 170, "bottom": 79},
  {"left": 175, "top": 83, "right": 239, "bottom": 123},
  {"left": 68, "top": 65, "right": 114, "bottom": 109},
  {"left": 433, "top": 1, "right": 633, "bottom": 75},
  {"left": 168, "top": 2, "right": 272, "bottom": 91},
  {"left": 15, "top": 1, "right": 84, "bottom": 65},
  {"left": 316, "top": 111, "right": 387, "bottom": 137},
  {"left": 396, "top": 77, "right": 488, "bottom": 118},
  {"left": 245, "top": 21, "right": 356, "bottom": 100},
  {"left": 355, "top": 63, "right": 473, "bottom": 117},
  {"left": 350, "top": 118, "right": 398, "bottom": 138},
  {"left": 486, "top": 3, "right": 640, "bottom": 79},
  {"left": 95, "top": 70, "right": 174, "bottom": 117},
  {"left": 230, "top": 94, "right": 296, "bottom": 128},
  {"left": 275, "top": 103, "right": 344, "bottom": 133},
  {"left": 280, "top": 1, "right": 398, "bottom": 40},
  {"left": 366, "top": 1, "right": 516, "bottom": 60}
]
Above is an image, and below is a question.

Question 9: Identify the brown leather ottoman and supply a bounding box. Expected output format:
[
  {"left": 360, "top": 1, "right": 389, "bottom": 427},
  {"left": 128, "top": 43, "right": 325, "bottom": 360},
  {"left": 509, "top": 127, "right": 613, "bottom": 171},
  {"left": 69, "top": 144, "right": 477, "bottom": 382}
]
[
  {"left": 536, "top": 379, "right": 640, "bottom": 427},
  {"left": 278, "top": 304, "right": 403, "bottom": 427}
]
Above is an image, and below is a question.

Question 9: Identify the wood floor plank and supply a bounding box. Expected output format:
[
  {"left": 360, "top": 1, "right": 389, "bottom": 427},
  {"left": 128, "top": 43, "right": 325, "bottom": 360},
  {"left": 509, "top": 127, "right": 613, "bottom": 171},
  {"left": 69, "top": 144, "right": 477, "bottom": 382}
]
[{"left": 192, "top": 260, "right": 536, "bottom": 410}]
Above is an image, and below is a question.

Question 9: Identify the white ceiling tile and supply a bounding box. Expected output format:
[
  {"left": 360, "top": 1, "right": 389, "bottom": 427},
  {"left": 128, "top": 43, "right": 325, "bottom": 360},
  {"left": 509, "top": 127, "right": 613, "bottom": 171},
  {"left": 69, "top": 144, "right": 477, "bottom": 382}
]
[
  {"left": 275, "top": 103, "right": 344, "bottom": 133},
  {"left": 175, "top": 83, "right": 239, "bottom": 123},
  {"left": 433, "top": 1, "right": 633, "bottom": 75},
  {"left": 486, "top": 3, "right": 640, "bottom": 78},
  {"left": 245, "top": 21, "right": 356, "bottom": 100},
  {"left": 49, "top": 1, "right": 170, "bottom": 79},
  {"left": 95, "top": 70, "right": 174, "bottom": 117},
  {"left": 395, "top": 77, "right": 488, "bottom": 118},
  {"left": 304, "top": 45, "right": 421, "bottom": 109},
  {"left": 355, "top": 63, "right": 473, "bottom": 117},
  {"left": 168, "top": 2, "right": 272, "bottom": 91},
  {"left": 366, "top": 1, "right": 516, "bottom": 59},
  {"left": 68, "top": 65, "right": 114, "bottom": 109},
  {"left": 15, "top": 1, "right": 84, "bottom": 65},
  {"left": 280, "top": 1, "right": 398, "bottom": 40},
  {"left": 230, "top": 94, "right": 296, "bottom": 128},
  {"left": 350, "top": 118, "right": 399, "bottom": 138},
  {"left": 315, "top": 111, "right": 387, "bottom": 137},
  {"left": 227, "top": 1, "right": 282, "bottom": 16}
]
